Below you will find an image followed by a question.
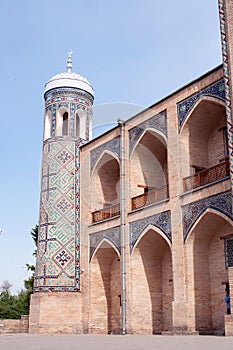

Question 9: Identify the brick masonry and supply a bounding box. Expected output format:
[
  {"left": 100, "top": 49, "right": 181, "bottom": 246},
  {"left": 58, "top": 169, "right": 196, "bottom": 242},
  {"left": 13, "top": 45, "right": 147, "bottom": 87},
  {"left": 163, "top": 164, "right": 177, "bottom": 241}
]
[{"left": 30, "top": 2, "right": 233, "bottom": 336}]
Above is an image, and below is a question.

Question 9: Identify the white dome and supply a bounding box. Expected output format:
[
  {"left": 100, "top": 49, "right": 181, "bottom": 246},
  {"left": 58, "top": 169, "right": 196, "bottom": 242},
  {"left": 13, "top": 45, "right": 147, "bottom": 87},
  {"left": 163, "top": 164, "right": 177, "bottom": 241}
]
[{"left": 44, "top": 71, "right": 94, "bottom": 97}]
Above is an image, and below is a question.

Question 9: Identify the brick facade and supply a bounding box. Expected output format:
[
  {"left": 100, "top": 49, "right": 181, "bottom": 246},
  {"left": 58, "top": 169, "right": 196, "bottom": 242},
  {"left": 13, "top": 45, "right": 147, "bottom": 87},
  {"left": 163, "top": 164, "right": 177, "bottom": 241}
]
[{"left": 30, "top": 2, "right": 233, "bottom": 336}]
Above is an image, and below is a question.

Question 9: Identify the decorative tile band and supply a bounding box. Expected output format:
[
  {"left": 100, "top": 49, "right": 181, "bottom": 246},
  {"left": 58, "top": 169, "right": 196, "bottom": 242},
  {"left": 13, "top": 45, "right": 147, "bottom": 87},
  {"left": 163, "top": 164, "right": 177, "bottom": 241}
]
[
  {"left": 44, "top": 87, "right": 94, "bottom": 107},
  {"left": 129, "top": 210, "right": 171, "bottom": 253},
  {"left": 218, "top": 0, "right": 233, "bottom": 189},
  {"left": 90, "top": 137, "right": 120, "bottom": 173},
  {"left": 129, "top": 110, "right": 167, "bottom": 154},
  {"left": 182, "top": 191, "right": 232, "bottom": 241},
  {"left": 89, "top": 226, "right": 121, "bottom": 261},
  {"left": 177, "top": 79, "right": 225, "bottom": 131}
]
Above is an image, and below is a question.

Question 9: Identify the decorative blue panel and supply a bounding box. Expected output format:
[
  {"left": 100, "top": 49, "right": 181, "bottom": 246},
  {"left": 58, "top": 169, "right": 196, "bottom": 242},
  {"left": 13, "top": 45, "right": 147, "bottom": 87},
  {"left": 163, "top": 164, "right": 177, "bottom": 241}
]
[
  {"left": 182, "top": 191, "right": 232, "bottom": 241},
  {"left": 129, "top": 210, "right": 171, "bottom": 253},
  {"left": 90, "top": 226, "right": 121, "bottom": 260},
  {"left": 129, "top": 110, "right": 167, "bottom": 154},
  {"left": 90, "top": 138, "right": 120, "bottom": 173},
  {"left": 177, "top": 79, "right": 225, "bottom": 131}
]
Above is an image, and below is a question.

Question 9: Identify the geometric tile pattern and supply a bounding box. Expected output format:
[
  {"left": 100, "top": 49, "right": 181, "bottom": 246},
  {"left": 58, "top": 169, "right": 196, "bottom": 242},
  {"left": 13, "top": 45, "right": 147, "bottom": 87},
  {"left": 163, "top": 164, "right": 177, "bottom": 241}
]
[
  {"left": 34, "top": 137, "right": 84, "bottom": 292},
  {"left": 129, "top": 210, "right": 171, "bottom": 253},
  {"left": 218, "top": 0, "right": 233, "bottom": 189},
  {"left": 177, "top": 78, "right": 226, "bottom": 131},
  {"left": 129, "top": 110, "right": 167, "bottom": 154},
  {"left": 90, "top": 138, "right": 120, "bottom": 173},
  {"left": 44, "top": 87, "right": 94, "bottom": 108},
  {"left": 89, "top": 226, "right": 121, "bottom": 261},
  {"left": 225, "top": 237, "right": 233, "bottom": 268},
  {"left": 182, "top": 191, "right": 233, "bottom": 241}
]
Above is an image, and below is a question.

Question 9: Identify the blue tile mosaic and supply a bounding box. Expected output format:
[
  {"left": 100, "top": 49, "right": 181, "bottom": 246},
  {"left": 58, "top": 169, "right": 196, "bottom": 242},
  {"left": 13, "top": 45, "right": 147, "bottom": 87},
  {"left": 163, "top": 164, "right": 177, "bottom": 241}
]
[
  {"left": 182, "top": 191, "right": 232, "bottom": 241},
  {"left": 177, "top": 79, "right": 226, "bottom": 131},
  {"left": 129, "top": 210, "right": 171, "bottom": 253},
  {"left": 90, "top": 226, "right": 121, "bottom": 260},
  {"left": 129, "top": 110, "right": 167, "bottom": 154}
]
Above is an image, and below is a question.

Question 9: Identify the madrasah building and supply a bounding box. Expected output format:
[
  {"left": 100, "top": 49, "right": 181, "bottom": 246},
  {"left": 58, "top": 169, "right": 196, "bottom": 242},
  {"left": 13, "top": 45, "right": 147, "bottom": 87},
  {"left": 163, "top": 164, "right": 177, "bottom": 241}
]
[{"left": 29, "top": 0, "right": 233, "bottom": 336}]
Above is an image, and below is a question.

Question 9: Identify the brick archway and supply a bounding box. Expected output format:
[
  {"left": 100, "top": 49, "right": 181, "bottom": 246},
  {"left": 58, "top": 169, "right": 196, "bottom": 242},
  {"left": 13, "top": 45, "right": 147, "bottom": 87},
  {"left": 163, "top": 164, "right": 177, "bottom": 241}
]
[
  {"left": 185, "top": 209, "right": 233, "bottom": 334},
  {"left": 131, "top": 228, "right": 173, "bottom": 334},
  {"left": 89, "top": 240, "right": 121, "bottom": 334}
]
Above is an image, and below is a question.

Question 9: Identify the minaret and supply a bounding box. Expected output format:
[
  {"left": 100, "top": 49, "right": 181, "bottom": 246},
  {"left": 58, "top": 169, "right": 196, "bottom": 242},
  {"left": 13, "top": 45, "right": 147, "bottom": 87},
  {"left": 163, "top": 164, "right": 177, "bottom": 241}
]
[{"left": 29, "top": 53, "right": 94, "bottom": 333}]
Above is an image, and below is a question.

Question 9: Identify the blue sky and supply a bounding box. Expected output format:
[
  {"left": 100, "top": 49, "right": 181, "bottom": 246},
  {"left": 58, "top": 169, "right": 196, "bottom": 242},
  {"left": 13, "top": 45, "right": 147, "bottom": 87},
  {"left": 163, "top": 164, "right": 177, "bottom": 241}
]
[{"left": 0, "top": 1, "right": 222, "bottom": 293}]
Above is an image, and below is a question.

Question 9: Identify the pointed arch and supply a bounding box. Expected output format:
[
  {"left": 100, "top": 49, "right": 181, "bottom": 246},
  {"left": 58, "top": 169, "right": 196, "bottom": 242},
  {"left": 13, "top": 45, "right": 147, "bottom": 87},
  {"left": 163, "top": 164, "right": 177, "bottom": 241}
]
[
  {"left": 131, "top": 224, "right": 171, "bottom": 255},
  {"left": 130, "top": 128, "right": 168, "bottom": 208},
  {"left": 185, "top": 207, "right": 233, "bottom": 242},
  {"left": 91, "top": 150, "right": 120, "bottom": 177},
  {"left": 90, "top": 238, "right": 120, "bottom": 262},
  {"left": 90, "top": 236, "right": 121, "bottom": 333},
  {"left": 44, "top": 110, "right": 52, "bottom": 140},
  {"left": 131, "top": 224, "right": 173, "bottom": 333},
  {"left": 56, "top": 107, "right": 69, "bottom": 136},
  {"left": 130, "top": 127, "right": 167, "bottom": 158},
  {"left": 180, "top": 95, "right": 227, "bottom": 185},
  {"left": 180, "top": 95, "right": 226, "bottom": 134},
  {"left": 184, "top": 206, "right": 232, "bottom": 334}
]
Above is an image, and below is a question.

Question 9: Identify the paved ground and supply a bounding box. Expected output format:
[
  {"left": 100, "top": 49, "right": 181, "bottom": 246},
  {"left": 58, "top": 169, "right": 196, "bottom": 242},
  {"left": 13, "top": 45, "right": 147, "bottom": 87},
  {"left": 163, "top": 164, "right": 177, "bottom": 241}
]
[{"left": 0, "top": 334, "right": 233, "bottom": 350}]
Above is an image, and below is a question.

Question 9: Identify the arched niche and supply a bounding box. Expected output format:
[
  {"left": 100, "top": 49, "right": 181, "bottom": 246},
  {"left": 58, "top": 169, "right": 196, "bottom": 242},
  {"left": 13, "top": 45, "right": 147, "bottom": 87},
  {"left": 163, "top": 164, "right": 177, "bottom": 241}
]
[
  {"left": 75, "top": 108, "right": 86, "bottom": 139},
  {"left": 185, "top": 209, "right": 233, "bottom": 334},
  {"left": 180, "top": 97, "right": 227, "bottom": 181},
  {"left": 130, "top": 129, "right": 168, "bottom": 209},
  {"left": 44, "top": 110, "right": 52, "bottom": 140},
  {"left": 57, "top": 107, "right": 69, "bottom": 136},
  {"left": 89, "top": 240, "right": 121, "bottom": 334},
  {"left": 131, "top": 227, "right": 173, "bottom": 334},
  {"left": 91, "top": 151, "right": 120, "bottom": 222}
]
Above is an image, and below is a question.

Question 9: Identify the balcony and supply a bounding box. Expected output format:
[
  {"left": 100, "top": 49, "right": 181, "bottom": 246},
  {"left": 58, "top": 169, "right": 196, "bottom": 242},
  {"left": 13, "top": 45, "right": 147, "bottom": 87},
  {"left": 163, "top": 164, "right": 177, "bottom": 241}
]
[
  {"left": 92, "top": 203, "right": 120, "bottom": 223},
  {"left": 131, "top": 185, "right": 169, "bottom": 211},
  {"left": 183, "top": 159, "right": 230, "bottom": 192}
]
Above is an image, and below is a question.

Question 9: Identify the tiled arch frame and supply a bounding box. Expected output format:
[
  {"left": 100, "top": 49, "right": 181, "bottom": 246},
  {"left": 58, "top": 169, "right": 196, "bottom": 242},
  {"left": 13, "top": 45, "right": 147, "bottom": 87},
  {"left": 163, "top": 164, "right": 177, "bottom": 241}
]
[
  {"left": 90, "top": 138, "right": 120, "bottom": 174},
  {"left": 89, "top": 226, "right": 121, "bottom": 261},
  {"left": 129, "top": 210, "right": 171, "bottom": 253},
  {"left": 129, "top": 110, "right": 167, "bottom": 155},
  {"left": 182, "top": 191, "right": 232, "bottom": 241},
  {"left": 177, "top": 78, "right": 226, "bottom": 132}
]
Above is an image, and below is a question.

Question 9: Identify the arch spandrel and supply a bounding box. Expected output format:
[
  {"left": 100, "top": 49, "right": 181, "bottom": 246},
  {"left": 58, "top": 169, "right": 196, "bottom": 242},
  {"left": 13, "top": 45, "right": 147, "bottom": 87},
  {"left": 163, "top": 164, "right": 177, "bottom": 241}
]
[
  {"left": 89, "top": 226, "right": 121, "bottom": 261},
  {"left": 177, "top": 78, "right": 226, "bottom": 132},
  {"left": 90, "top": 138, "right": 120, "bottom": 174},
  {"left": 182, "top": 191, "right": 232, "bottom": 241},
  {"left": 129, "top": 210, "right": 171, "bottom": 253},
  {"left": 129, "top": 110, "right": 167, "bottom": 155}
]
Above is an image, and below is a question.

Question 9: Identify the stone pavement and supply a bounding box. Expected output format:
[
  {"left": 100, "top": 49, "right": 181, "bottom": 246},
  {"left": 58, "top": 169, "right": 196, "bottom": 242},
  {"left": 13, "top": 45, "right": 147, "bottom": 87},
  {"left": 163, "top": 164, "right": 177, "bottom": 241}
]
[{"left": 0, "top": 334, "right": 233, "bottom": 350}]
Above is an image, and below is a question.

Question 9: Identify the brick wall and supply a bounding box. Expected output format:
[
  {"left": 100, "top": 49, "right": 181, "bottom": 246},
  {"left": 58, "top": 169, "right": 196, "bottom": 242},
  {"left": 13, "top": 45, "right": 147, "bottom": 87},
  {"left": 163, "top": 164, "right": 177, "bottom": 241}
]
[{"left": 0, "top": 316, "right": 29, "bottom": 334}]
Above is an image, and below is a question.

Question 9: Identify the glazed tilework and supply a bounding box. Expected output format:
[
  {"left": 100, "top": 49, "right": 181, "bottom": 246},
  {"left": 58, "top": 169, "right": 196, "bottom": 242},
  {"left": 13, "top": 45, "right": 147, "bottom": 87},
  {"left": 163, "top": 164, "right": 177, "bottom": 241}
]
[
  {"left": 129, "top": 210, "right": 171, "bottom": 253},
  {"left": 34, "top": 137, "right": 85, "bottom": 292},
  {"left": 89, "top": 226, "right": 121, "bottom": 260},
  {"left": 182, "top": 191, "right": 232, "bottom": 241},
  {"left": 225, "top": 237, "right": 233, "bottom": 268},
  {"left": 129, "top": 110, "right": 167, "bottom": 154},
  {"left": 177, "top": 79, "right": 226, "bottom": 131},
  {"left": 44, "top": 87, "right": 94, "bottom": 107},
  {"left": 219, "top": 0, "right": 233, "bottom": 188},
  {"left": 90, "top": 138, "right": 120, "bottom": 173}
]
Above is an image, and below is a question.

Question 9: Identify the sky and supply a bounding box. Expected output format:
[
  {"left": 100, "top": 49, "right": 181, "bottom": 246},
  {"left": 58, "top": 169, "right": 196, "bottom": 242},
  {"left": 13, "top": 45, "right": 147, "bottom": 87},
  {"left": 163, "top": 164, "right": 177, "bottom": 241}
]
[{"left": 0, "top": 0, "right": 222, "bottom": 293}]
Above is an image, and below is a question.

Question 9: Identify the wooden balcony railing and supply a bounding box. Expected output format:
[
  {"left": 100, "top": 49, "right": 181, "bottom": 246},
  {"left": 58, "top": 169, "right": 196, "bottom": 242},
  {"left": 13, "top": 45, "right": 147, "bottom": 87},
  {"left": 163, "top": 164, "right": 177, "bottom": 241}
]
[
  {"left": 131, "top": 185, "right": 169, "bottom": 210},
  {"left": 92, "top": 203, "right": 120, "bottom": 223},
  {"left": 183, "top": 160, "right": 230, "bottom": 192}
]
